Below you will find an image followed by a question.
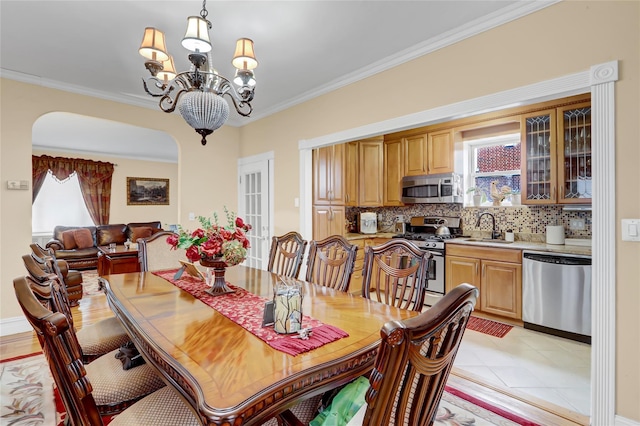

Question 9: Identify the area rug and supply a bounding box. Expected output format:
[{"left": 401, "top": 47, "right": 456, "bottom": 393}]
[
  {"left": 467, "top": 316, "right": 513, "bottom": 338},
  {"left": 81, "top": 270, "right": 102, "bottom": 296},
  {"left": 2, "top": 353, "right": 539, "bottom": 426}
]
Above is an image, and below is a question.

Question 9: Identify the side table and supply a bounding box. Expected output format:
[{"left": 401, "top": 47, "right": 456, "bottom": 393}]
[{"left": 97, "top": 245, "right": 140, "bottom": 276}]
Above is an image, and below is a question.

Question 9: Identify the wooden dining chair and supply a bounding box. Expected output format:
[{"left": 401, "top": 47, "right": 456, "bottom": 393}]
[
  {"left": 22, "top": 253, "right": 130, "bottom": 364},
  {"left": 305, "top": 235, "right": 358, "bottom": 292},
  {"left": 267, "top": 231, "right": 308, "bottom": 278},
  {"left": 361, "top": 239, "right": 432, "bottom": 312},
  {"left": 13, "top": 276, "right": 200, "bottom": 425},
  {"left": 138, "top": 231, "right": 185, "bottom": 272},
  {"left": 24, "top": 248, "right": 84, "bottom": 305},
  {"left": 280, "top": 283, "right": 478, "bottom": 426}
]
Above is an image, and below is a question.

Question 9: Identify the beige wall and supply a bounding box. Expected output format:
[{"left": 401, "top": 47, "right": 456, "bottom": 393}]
[
  {"left": 0, "top": 0, "right": 638, "bottom": 421},
  {"left": 239, "top": 1, "right": 640, "bottom": 420},
  {"left": 32, "top": 149, "right": 179, "bottom": 227}
]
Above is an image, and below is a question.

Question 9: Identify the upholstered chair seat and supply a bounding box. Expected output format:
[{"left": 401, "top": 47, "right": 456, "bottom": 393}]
[
  {"left": 109, "top": 386, "right": 200, "bottom": 425},
  {"left": 76, "top": 316, "right": 131, "bottom": 363},
  {"left": 86, "top": 348, "right": 167, "bottom": 415}
]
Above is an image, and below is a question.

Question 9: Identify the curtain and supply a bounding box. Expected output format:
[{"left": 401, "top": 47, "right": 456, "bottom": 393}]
[{"left": 32, "top": 155, "right": 114, "bottom": 225}]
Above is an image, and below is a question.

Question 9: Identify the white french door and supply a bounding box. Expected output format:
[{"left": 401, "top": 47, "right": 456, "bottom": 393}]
[{"left": 238, "top": 152, "right": 273, "bottom": 270}]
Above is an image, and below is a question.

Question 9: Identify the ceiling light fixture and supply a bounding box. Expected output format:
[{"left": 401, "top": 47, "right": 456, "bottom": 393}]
[{"left": 138, "top": 0, "right": 258, "bottom": 145}]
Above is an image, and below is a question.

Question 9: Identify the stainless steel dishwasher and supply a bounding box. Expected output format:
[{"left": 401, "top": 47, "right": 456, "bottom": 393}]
[{"left": 522, "top": 251, "right": 592, "bottom": 344}]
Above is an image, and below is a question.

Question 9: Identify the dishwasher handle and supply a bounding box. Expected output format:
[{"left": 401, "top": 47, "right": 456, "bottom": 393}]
[{"left": 523, "top": 252, "right": 591, "bottom": 266}]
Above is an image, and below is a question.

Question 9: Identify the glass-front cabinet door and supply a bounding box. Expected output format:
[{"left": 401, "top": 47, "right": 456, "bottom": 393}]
[
  {"left": 557, "top": 102, "right": 591, "bottom": 204},
  {"left": 521, "top": 109, "right": 557, "bottom": 204}
]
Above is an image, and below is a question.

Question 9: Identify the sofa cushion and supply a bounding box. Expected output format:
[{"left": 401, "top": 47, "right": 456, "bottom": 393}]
[
  {"left": 130, "top": 226, "right": 154, "bottom": 242},
  {"left": 97, "top": 224, "right": 128, "bottom": 246},
  {"left": 73, "top": 228, "right": 94, "bottom": 249},
  {"left": 61, "top": 230, "right": 77, "bottom": 250},
  {"left": 126, "top": 221, "right": 162, "bottom": 241}
]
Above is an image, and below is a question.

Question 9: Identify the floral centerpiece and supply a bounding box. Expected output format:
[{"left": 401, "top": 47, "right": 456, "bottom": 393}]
[{"left": 167, "top": 207, "right": 252, "bottom": 267}]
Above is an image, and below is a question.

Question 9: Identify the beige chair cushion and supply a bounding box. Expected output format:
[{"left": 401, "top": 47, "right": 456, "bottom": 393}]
[
  {"left": 86, "top": 348, "right": 166, "bottom": 410},
  {"left": 77, "top": 316, "right": 130, "bottom": 359},
  {"left": 263, "top": 394, "right": 323, "bottom": 426},
  {"left": 110, "top": 386, "right": 200, "bottom": 426},
  {"left": 145, "top": 237, "right": 186, "bottom": 272}
]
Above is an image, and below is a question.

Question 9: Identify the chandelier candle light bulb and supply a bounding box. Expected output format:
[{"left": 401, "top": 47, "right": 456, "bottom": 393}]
[{"left": 139, "top": 0, "right": 258, "bottom": 145}]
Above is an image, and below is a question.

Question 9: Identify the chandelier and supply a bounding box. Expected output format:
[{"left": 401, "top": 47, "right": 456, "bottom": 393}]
[{"left": 138, "top": 0, "right": 258, "bottom": 145}]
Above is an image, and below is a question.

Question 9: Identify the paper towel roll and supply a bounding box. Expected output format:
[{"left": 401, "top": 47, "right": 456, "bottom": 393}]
[{"left": 546, "top": 225, "right": 565, "bottom": 245}]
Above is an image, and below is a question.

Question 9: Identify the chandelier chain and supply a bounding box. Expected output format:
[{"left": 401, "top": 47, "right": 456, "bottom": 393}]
[{"left": 200, "top": 0, "right": 212, "bottom": 29}]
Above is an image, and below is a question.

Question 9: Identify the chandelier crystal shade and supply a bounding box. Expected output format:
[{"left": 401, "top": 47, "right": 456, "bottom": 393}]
[{"left": 139, "top": 0, "right": 258, "bottom": 145}]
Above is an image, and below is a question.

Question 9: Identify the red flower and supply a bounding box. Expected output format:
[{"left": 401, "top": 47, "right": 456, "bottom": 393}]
[
  {"left": 166, "top": 234, "right": 178, "bottom": 248},
  {"left": 235, "top": 217, "right": 245, "bottom": 228},
  {"left": 191, "top": 228, "right": 205, "bottom": 238},
  {"left": 185, "top": 246, "right": 200, "bottom": 262}
]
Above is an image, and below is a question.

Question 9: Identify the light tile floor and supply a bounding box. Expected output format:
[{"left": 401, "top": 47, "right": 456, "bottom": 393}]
[{"left": 454, "top": 324, "right": 591, "bottom": 416}]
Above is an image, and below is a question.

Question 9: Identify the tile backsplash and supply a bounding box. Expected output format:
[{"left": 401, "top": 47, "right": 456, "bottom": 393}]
[{"left": 346, "top": 204, "right": 591, "bottom": 239}]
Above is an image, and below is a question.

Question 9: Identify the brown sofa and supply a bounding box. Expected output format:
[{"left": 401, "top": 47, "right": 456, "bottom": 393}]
[{"left": 46, "top": 221, "right": 163, "bottom": 270}]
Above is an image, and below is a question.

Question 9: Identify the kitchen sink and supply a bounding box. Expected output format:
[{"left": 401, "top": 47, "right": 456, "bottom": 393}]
[{"left": 464, "top": 238, "right": 513, "bottom": 244}]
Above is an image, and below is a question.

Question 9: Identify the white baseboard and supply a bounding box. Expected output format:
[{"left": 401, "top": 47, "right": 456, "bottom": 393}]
[
  {"left": 617, "top": 415, "right": 640, "bottom": 426},
  {"left": 0, "top": 316, "right": 32, "bottom": 337}
]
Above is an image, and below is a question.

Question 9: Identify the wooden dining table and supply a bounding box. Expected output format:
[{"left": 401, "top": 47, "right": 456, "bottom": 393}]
[{"left": 102, "top": 266, "right": 418, "bottom": 426}]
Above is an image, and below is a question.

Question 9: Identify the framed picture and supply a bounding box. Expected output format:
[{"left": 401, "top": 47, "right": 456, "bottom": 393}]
[{"left": 126, "top": 177, "right": 169, "bottom": 205}]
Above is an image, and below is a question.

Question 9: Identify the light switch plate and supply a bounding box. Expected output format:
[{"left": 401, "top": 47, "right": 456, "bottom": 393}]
[
  {"left": 621, "top": 219, "right": 640, "bottom": 242},
  {"left": 570, "top": 219, "right": 585, "bottom": 230}
]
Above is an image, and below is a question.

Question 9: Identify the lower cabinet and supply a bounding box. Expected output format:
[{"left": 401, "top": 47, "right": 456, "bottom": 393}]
[
  {"left": 349, "top": 237, "right": 390, "bottom": 295},
  {"left": 446, "top": 245, "right": 522, "bottom": 320},
  {"left": 312, "top": 206, "right": 345, "bottom": 241}
]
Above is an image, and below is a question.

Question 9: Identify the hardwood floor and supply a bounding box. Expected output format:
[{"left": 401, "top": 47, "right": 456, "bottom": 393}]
[{"left": 1, "top": 282, "right": 588, "bottom": 426}]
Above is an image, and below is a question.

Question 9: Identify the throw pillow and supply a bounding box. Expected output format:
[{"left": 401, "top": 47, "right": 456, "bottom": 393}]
[
  {"left": 131, "top": 226, "right": 153, "bottom": 242},
  {"left": 73, "top": 228, "right": 94, "bottom": 249},
  {"left": 61, "top": 230, "right": 77, "bottom": 250}
]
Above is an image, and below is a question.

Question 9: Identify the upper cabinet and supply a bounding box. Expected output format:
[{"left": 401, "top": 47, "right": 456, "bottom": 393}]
[
  {"left": 521, "top": 97, "right": 591, "bottom": 205},
  {"left": 383, "top": 138, "right": 404, "bottom": 206},
  {"left": 344, "top": 137, "right": 384, "bottom": 207},
  {"left": 313, "top": 144, "right": 345, "bottom": 205},
  {"left": 427, "top": 129, "right": 454, "bottom": 174}
]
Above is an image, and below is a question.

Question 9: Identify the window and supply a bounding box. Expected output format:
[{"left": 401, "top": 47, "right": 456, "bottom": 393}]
[
  {"left": 32, "top": 171, "right": 94, "bottom": 233},
  {"left": 465, "top": 133, "right": 521, "bottom": 205}
]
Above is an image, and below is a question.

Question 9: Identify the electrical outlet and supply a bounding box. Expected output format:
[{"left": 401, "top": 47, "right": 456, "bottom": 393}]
[
  {"left": 188, "top": 212, "right": 195, "bottom": 221},
  {"left": 570, "top": 219, "right": 585, "bottom": 230}
]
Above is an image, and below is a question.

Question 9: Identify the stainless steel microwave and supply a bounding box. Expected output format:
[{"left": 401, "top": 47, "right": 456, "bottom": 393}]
[{"left": 401, "top": 173, "right": 463, "bottom": 204}]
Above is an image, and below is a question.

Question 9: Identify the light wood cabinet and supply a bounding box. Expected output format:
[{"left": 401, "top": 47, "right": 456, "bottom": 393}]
[
  {"left": 349, "top": 237, "right": 390, "bottom": 295},
  {"left": 427, "top": 129, "right": 454, "bottom": 174},
  {"left": 313, "top": 206, "right": 345, "bottom": 241},
  {"left": 313, "top": 144, "right": 344, "bottom": 205},
  {"left": 358, "top": 139, "right": 384, "bottom": 207},
  {"left": 344, "top": 142, "right": 359, "bottom": 206},
  {"left": 404, "top": 134, "right": 428, "bottom": 176},
  {"left": 521, "top": 97, "right": 591, "bottom": 205},
  {"left": 446, "top": 244, "right": 522, "bottom": 320},
  {"left": 383, "top": 138, "right": 404, "bottom": 206}
]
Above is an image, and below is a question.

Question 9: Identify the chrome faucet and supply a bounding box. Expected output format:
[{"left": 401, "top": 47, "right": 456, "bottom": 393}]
[{"left": 476, "top": 212, "right": 501, "bottom": 239}]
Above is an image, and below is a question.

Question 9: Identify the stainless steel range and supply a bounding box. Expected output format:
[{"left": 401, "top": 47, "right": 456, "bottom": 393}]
[{"left": 393, "top": 216, "right": 463, "bottom": 305}]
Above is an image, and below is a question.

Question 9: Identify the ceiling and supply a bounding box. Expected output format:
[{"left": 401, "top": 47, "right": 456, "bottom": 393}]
[{"left": 1, "top": 1, "right": 554, "bottom": 162}]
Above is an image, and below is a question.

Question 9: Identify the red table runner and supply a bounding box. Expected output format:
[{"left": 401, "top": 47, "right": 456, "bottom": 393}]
[{"left": 153, "top": 269, "right": 348, "bottom": 356}]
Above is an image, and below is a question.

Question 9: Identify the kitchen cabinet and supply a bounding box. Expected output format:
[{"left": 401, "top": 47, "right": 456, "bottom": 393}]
[
  {"left": 383, "top": 138, "right": 404, "bottom": 206},
  {"left": 313, "top": 144, "right": 345, "bottom": 205},
  {"left": 446, "top": 244, "right": 522, "bottom": 320},
  {"left": 427, "top": 129, "right": 454, "bottom": 174},
  {"left": 349, "top": 237, "right": 390, "bottom": 295},
  {"left": 343, "top": 138, "right": 384, "bottom": 207},
  {"left": 521, "top": 97, "right": 591, "bottom": 205},
  {"left": 313, "top": 206, "right": 345, "bottom": 241}
]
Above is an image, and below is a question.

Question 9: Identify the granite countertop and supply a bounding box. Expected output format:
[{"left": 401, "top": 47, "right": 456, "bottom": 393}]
[
  {"left": 446, "top": 238, "right": 592, "bottom": 256},
  {"left": 344, "top": 232, "right": 397, "bottom": 241}
]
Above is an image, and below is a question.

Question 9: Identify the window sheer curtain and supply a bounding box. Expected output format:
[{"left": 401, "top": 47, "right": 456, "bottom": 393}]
[{"left": 32, "top": 155, "right": 114, "bottom": 225}]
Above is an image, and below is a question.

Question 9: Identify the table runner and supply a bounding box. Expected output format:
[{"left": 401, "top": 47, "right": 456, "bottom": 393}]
[{"left": 153, "top": 269, "right": 349, "bottom": 356}]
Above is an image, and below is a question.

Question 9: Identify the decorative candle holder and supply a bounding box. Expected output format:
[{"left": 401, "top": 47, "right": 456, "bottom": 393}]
[{"left": 273, "top": 278, "right": 303, "bottom": 334}]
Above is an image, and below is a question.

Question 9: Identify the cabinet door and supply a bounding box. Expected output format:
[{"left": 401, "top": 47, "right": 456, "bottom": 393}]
[
  {"left": 404, "top": 134, "right": 428, "bottom": 176},
  {"left": 312, "top": 206, "right": 332, "bottom": 240},
  {"left": 349, "top": 239, "right": 366, "bottom": 295},
  {"left": 383, "top": 138, "right": 404, "bottom": 206},
  {"left": 330, "top": 144, "right": 345, "bottom": 205},
  {"left": 313, "top": 147, "right": 332, "bottom": 205},
  {"left": 344, "top": 142, "right": 359, "bottom": 206},
  {"left": 446, "top": 255, "right": 481, "bottom": 309},
  {"left": 329, "top": 206, "right": 346, "bottom": 237},
  {"left": 427, "top": 130, "right": 454, "bottom": 174},
  {"left": 556, "top": 101, "right": 592, "bottom": 204},
  {"left": 481, "top": 260, "right": 522, "bottom": 319},
  {"left": 521, "top": 109, "right": 557, "bottom": 204},
  {"left": 358, "top": 139, "right": 383, "bottom": 207}
]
